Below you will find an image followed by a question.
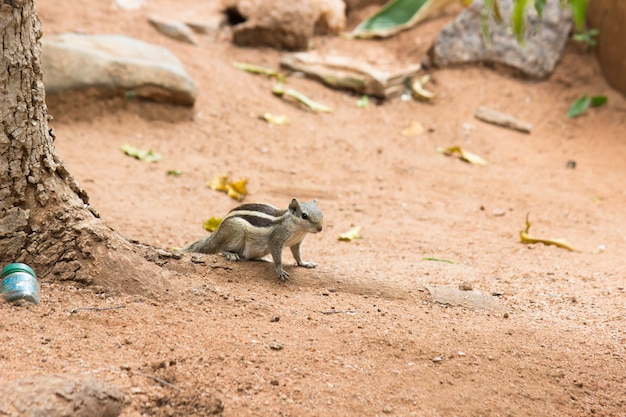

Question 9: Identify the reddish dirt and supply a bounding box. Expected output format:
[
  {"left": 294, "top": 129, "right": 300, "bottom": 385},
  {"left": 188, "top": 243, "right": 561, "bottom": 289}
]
[{"left": 2, "top": 1, "right": 625, "bottom": 416}]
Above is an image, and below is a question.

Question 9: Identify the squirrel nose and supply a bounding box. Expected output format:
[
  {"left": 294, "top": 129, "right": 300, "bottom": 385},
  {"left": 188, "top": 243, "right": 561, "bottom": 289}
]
[{"left": 317, "top": 225, "right": 323, "bottom": 232}]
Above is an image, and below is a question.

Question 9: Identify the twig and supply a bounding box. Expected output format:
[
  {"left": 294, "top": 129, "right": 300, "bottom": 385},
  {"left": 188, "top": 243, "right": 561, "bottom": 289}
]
[
  {"left": 322, "top": 310, "right": 356, "bottom": 315},
  {"left": 69, "top": 305, "right": 126, "bottom": 314},
  {"left": 134, "top": 371, "right": 183, "bottom": 391}
]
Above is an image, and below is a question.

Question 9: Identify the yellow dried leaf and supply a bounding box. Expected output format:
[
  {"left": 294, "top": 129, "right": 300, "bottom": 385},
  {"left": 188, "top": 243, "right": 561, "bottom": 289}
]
[
  {"left": 207, "top": 175, "right": 249, "bottom": 201},
  {"left": 411, "top": 75, "right": 435, "bottom": 101},
  {"left": 233, "top": 62, "right": 287, "bottom": 82},
  {"left": 437, "top": 146, "right": 487, "bottom": 166},
  {"left": 207, "top": 174, "right": 228, "bottom": 192},
  {"left": 272, "top": 83, "right": 332, "bottom": 113},
  {"left": 263, "top": 113, "right": 290, "bottom": 125},
  {"left": 226, "top": 177, "right": 249, "bottom": 201},
  {"left": 519, "top": 214, "right": 577, "bottom": 252},
  {"left": 338, "top": 226, "right": 362, "bottom": 242},
  {"left": 402, "top": 120, "right": 425, "bottom": 136},
  {"left": 203, "top": 217, "right": 222, "bottom": 232}
]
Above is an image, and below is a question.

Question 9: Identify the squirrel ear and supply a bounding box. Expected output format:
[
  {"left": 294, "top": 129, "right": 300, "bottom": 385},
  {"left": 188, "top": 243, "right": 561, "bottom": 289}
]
[
  {"left": 312, "top": 198, "right": 317, "bottom": 205},
  {"left": 289, "top": 198, "right": 300, "bottom": 212}
]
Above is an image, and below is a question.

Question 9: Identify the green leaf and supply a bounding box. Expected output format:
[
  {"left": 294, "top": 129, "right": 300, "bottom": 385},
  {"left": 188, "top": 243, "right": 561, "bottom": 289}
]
[
  {"left": 421, "top": 257, "right": 456, "bottom": 264},
  {"left": 354, "top": 0, "right": 430, "bottom": 33},
  {"left": 572, "top": 29, "right": 599, "bottom": 47},
  {"left": 121, "top": 144, "right": 162, "bottom": 162},
  {"left": 511, "top": 0, "right": 532, "bottom": 43},
  {"left": 590, "top": 95, "right": 607, "bottom": 107},
  {"left": 534, "top": 0, "right": 546, "bottom": 18},
  {"left": 566, "top": 95, "right": 590, "bottom": 118},
  {"left": 570, "top": 0, "right": 589, "bottom": 32},
  {"left": 356, "top": 95, "right": 369, "bottom": 108},
  {"left": 351, "top": 0, "right": 456, "bottom": 39}
]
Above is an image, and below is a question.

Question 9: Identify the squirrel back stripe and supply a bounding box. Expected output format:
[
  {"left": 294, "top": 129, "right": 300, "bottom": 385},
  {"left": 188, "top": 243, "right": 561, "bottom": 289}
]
[
  {"left": 228, "top": 203, "right": 283, "bottom": 217},
  {"left": 231, "top": 214, "right": 281, "bottom": 228}
]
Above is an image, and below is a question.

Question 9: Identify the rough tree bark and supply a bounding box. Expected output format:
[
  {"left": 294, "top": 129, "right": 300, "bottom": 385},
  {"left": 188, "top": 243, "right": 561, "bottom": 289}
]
[{"left": 0, "top": 0, "right": 169, "bottom": 294}]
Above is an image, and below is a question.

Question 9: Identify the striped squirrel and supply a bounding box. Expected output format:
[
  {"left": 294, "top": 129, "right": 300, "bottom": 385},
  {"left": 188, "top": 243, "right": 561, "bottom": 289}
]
[{"left": 182, "top": 198, "right": 323, "bottom": 280}]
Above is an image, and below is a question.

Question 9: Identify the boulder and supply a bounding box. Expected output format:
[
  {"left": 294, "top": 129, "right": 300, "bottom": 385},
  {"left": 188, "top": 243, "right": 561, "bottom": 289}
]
[
  {"left": 225, "top": 0, "right": 345, "bottom": 50},
  {"left": 430, "top": 0, "right": 572, "bottom": 79},
  {"left": 42, "top": 33, "right": 197, "bottom": 106}
]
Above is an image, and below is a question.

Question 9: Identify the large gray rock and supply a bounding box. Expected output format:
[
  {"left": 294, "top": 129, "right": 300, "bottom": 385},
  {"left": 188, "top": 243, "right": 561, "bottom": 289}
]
[
  {"left": 430, "top": 0, "right": 572, "bottom": 79},
  {"left": 0, "top": 374, "right": 126, "bottom": 417},
  {"left": 42, "top": 33, "right": 197, "bottom": 106}
]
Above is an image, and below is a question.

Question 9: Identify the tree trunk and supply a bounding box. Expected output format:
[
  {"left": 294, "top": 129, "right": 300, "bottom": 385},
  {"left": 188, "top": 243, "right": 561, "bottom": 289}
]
[{"left": 0, "top": 0, "right": 170, "bottom": 294}]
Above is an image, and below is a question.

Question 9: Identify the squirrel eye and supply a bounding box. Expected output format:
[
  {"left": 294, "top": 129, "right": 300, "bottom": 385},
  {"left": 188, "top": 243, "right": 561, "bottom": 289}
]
[{"left": 302, "top": 213, "right": 308, "bottom": 220}]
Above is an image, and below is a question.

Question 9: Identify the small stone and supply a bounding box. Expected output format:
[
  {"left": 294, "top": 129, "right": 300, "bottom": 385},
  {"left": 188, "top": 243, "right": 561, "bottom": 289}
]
[
  {"left": 270, "top": 379, "right": 280, "bottom": 386},
  {"left": 566, "top": 160, "right": 577, "bottom": 169},
  {"left": 432, "top": 356, "right": 443, "bottom": 363},
  {"left": 503, "top": 312, "right": 509, "bottom": 318},
  {"left": 458, "top": 282, "right": 473, "bottom": 291},
  {"left": 269, "top": 342, "right": 283, "bottom": 351},
  {"left": 148, "top": 15, "right": 199, "bottom": 45},
  {"left": 270, "top": 316, "right": 280, "bottom": 322},
  {"left": 383, "top": 405, "right": 393, "bottom": 414}
]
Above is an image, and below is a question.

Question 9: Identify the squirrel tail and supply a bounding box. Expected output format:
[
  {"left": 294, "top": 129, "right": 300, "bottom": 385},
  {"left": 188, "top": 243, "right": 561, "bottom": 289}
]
[{"left": 181, "top": 234, "right": 219, "bottom": 254}]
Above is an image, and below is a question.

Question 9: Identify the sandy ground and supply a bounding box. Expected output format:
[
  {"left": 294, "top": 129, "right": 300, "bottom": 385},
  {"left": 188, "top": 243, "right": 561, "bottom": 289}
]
[{"left": 1, "top": 1, "right": 625, "bottom": 416}]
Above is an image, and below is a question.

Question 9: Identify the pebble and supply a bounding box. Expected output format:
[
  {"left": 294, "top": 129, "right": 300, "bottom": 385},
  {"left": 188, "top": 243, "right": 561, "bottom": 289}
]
[
  {"left": 458, "top": 282, "right": 473, "bottom": 291},
  {"left": 270, "top": 316, "right": 280, "bottom": 322},
  {"left": 432, "top": 356, "right": 443, "bottom": 363},
  {"left": 269, "top": 342, "right": 283, "bottom": 351}
]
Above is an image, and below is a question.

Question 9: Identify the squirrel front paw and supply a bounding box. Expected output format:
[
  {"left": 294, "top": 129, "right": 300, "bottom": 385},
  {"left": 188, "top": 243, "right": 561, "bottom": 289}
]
[
  {"left": 298, "top": 261, "right": 317, "bottom": 269},
  {"left": 277, "top": 269, "right": 290, "bottom": 281}
]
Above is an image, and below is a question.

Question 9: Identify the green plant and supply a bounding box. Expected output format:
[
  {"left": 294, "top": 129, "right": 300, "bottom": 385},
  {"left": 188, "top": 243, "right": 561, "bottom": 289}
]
[
  {"left": 572, "top": 28, "right": 599, "bottom": 47},
  {"left": 481, "top": 0, "right": 591, "bottom": 42}
]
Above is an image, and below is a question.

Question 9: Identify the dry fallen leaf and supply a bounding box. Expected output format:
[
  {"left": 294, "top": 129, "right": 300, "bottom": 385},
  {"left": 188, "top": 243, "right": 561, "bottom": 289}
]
[
  {"left": 207, "top": 174, "right": 229, "bottom": 192},
  {"left": 519, "top": 213, "right": 577, "bottom": 252},
  {"left": 272, "top": 83, "right": 332, "bottom": 113},
  {"left": 233, "top": 62, "right": 287, "bottom": 82},
  {"left": 402, "top": 120, "right": 425, "bottom": 136},
  {"left": 121, "top": 144, "right": 162, "bottom": 162},
  {"left": 207, "top": 174, "right": 249, "bottom": 201},
  {"left": 411, "top": 75, "right": 435, "bottom": 101},
  {"left": 338, "top": 226, "right": 362, "bottom": 242},
  {"left": 262, "top": 113, "right": 290, "bottom": 125},
  {"left": 203, "top": 217, "right": 222, "bottom": 232},
  {"left": 437, "top": 146, "right": 487, "bottom": 166}
]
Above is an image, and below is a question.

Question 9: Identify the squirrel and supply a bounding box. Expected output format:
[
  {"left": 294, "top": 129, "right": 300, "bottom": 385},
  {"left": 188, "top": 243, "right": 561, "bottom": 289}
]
[{"left": 182, "top": 198, "right": 323, "bottom": 280}]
